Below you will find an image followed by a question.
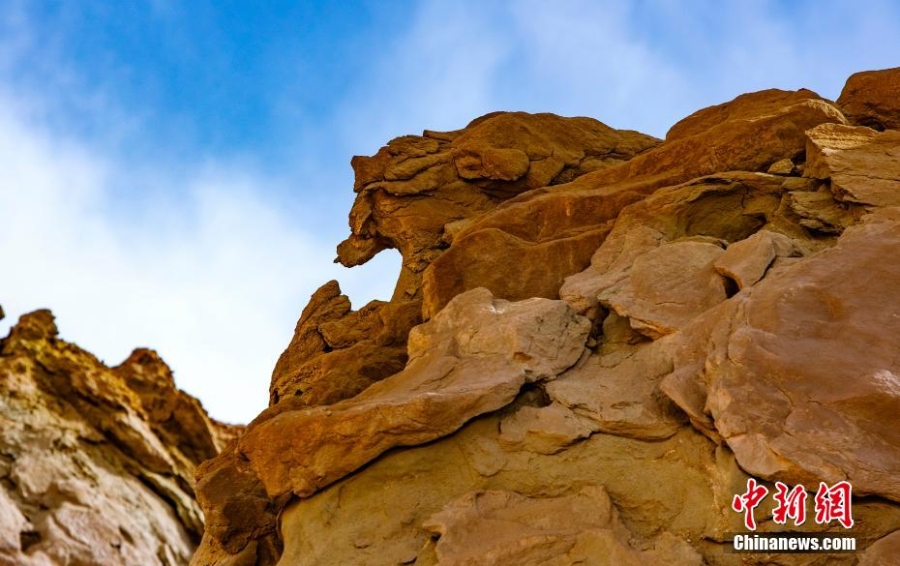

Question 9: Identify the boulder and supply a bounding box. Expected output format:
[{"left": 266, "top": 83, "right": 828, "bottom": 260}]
[
  {"left": 837, "top": 67, "right": 900, "bottom": 131},
  {"left": 805, "top": 122, "right": 900, "bottom": 207},
  {"left": 713, "top": 229, "right": 804, "bottom": 290},
  {"left": 544, "top": 341, "right": 685, "bottom": 441},
  {"left": 662, "top": 207, "right": 900, "bottom": 502}
]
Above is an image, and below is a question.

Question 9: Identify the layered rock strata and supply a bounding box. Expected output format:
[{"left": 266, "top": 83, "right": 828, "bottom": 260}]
[
  {"left": 0, "top": 309, "right": 238, "bottom": 566},
  {"left": 193, "top": 67, "right": 900, "bottom": 565}
]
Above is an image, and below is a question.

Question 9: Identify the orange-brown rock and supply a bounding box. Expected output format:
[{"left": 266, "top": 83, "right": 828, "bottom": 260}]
[
  {"left": 804, "top": 122, "right": 900, "bottom": 207},
  {"left": 422, "top": 225, "right": 612, "bottom": 319},
  {"left": 662, "top": 207, "right": 900, "bottom": 502},
  {"left": 0, "top": 310, "right": 237, "bottom": 566},
  {"left": 269, "top": 280, "right": 420, "bottom": 408},
  {"left": 858, "top": 529, "right": 900, "bottom": 565},
  {"left": 194, "top": 69, "right": 900, "bottom": 566},
  {"left": 194, "top": 290, "right": 589, "bottom": 557},
  {"left": 270, "top": 402, "right": 900, "bottom": 566},
  {"left": 786, "top": 187, "right": 865, "bottom": 234},
  {"left": 337, "top": 112, "right": 660, "bottom": 301},
  {"left": 420, "top": 89, "right": 845, "bottom": 318},
  {"left": 713, "top": 229, "right": 804, "bottom": 290},
  {"left": 596, "top": 239, "right": 727, "bottom": 339},
  {"left": 543, "top": 339, "right": 685, "bottom": 442},
  {"left": 560, "top": 172, "right": 794, "bottom": 318},
  {"left": 497, "top": 401, "right": 595, "bottom": 455},
  {"left": 837, "top": 67, "right": 900, "bottom": 131},
  {"left": 577, "top": 88, "right": 845, "bottom": 189},
  {"left": 422, "top": 487, "right": 702, "bottom": 566},
  {"left": 420, "top": 176, "right": 660, "bottom": 318},
  {"left": 114, "top": 348, "right": 239, "bottom": 466}
]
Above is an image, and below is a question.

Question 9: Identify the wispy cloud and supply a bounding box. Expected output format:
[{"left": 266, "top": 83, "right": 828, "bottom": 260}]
[
  {"left": 333, "top": 1, "right": 514, "bottom": 157},
  {"left": 503, "top": 0, "right": 691, "bottom": 136}
]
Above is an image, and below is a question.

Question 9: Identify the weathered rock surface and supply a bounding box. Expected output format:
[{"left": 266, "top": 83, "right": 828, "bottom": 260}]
[
  {"left": 805, "top": 122, "right": 900, "bottom": 207},
  {"left": 662, "top": 207, "right": 900, "bottom": 502},
  {"left": 713, "top": 229, "right": 803, "bottom": 290},
  {"left": 194, "top": 69, "right": 900, "bottom": 566},
  {"left": 578, "top": 88, "right": 845, "bottom": 189},
  {"left": 858, "top": 529, "right": 900, "bottom": 566},
  {"left": 543, "top": 339, "right": 685, "bottom": 441},
  {"left": 273, "top": 114, "right": 658, "bottom": 433},
  {"left": 559, "top": 172, "right": 795, "bottom": 318},
  {"left": 269, "top": 280, "right": 421, "bottom": 408},
  {"left": 192, "top": 288, "right": 590, "bottom": 564},
  {"left": 422, "top": 487, "right": 703, "bottom": 566},
  {"left": 337, "top": 112, "right": 660, "bottom": 302},
  {"left": 0, "top": 310, "right": 237, "bottom": 566},
  {"left": 837, "top": 66, "right": 900, "bottom": 131},
  {"left": 250, "top": 288, "right": 589, "bottom": 499},
  {"left": 421, "top": 88, "right": 844, "bottom": 318}
]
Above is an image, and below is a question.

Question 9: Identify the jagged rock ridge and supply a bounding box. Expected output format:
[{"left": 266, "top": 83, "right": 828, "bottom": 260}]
[
  {"left": 193, "top": 68, "right": 900, "bottom": 565},
  {"left": 0, "top": 309, "right": 239, "bottom": 566}
]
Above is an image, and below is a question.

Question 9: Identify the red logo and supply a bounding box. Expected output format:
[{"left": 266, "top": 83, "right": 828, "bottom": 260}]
[
  {"left": 772, "top": 482, "right": 808, "bottom": 525},
  {"left": 814, "top": 481, "right": 854, "bottom": 529},
  {"left": 732, "top": 478, "right": 769, "bottom": 530},
  {"left": 732, "top": 479, "right": 853, "bottom": 531}
]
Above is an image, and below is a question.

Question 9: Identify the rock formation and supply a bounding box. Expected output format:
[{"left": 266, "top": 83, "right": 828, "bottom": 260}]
[
  {"left": 5, "top": 58, "right": 897, "bottom": 566},
  {"left": 191, "top": 67, "right": 899, "bottom": 565},
  {"left": 0, "top": 309, "right": 239, "bottom": 565}
]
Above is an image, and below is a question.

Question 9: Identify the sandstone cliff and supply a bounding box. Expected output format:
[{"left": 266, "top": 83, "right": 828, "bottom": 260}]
[
  {"left": 194, "top": 68, "right": 900, "bottom": 565},
  {"left": 0, "top": 309, "right": 240, "bottom": 565}
]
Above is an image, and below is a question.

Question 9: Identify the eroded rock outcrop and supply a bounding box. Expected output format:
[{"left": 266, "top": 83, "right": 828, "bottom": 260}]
[
  {"left": 267, "top": 115, "right": 660, "bottom": 423},
  {"left": 193, "top": 289, "right": 591, "bottom": 564},
  {"left": 804, "top": 122, "right": 900, "bottom": 207},
  {"left": 662, "top": 207, "right": 900, "bottom": 501},
  {"left": 0, "top": 309, "right": 237, "bottom": 566},
  {"left": 337, "top": 112, "right": 660, "bottom": 301},
  {"left": 422, "top": 87, "right": 844, "bottom": 318},
  {"left": 194, "top": 69, "right": 900, "bottom": 566},
  {"left": 837, "top": 66, "right": 900, "bottom": 131},
  {"left": 269, "top": 280, "right": 421, "bottom": 408}
]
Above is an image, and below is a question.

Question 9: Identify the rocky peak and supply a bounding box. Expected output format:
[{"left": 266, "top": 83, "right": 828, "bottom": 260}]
[
  {"left": 6, "top": 308, "right": 58, "bottom": 342},
  {"left": 0, "top": 310, "right": 238, "bottom": 565}
]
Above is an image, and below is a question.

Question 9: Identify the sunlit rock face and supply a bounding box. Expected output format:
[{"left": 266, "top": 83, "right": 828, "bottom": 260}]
[
  {"left": 188, "top": 68, "right": 900, "bottom": 566},
  {"left": 0, "top": 309, "right": 239, "bottom": 566}
]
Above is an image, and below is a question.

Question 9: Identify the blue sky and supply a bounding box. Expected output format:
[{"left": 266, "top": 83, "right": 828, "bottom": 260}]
[{"left": 1, "top": 1, "right": 898, "bottom": 423}]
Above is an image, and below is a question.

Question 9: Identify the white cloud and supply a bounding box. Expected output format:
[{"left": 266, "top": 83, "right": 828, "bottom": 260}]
[
  {"left": 505, "top": 0, "right": 692, "bottom": 136},
  {"left": 331, "top": 0, "right": 692, "bottom": 141},
  {"left": 0, "top": 91, "right": 400, "bottom": 424}
]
